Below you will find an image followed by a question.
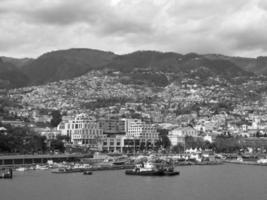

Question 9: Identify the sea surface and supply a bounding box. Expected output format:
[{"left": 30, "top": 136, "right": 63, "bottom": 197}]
[{"left": 0, "top": 164, "right": 267, "bottom": 200}]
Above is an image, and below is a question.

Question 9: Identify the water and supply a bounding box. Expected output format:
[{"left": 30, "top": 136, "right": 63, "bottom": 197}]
[{"left": 1, "top": 164, "right": 267, "bottom": 200}]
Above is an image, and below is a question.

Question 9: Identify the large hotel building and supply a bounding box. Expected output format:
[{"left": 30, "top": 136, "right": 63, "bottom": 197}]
[{"left": 57, "top": 114, "right": 159, "bottom": 152}]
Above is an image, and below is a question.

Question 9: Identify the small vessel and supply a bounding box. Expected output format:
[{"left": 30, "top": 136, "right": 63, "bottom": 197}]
[
  {"left": 16, "top": 167, "right": 28, "bottom": 172},
  {"left": 35, "top": 165, "right": 49, "bottom": 170},
  {"left": 0, "top": 168, "right": 13, "bottom": 179},
  {"left": 125, "top": 162, "right": 180, "bottom": 176},
  {"left": 51, "top": 167, "right": 83, "bottom": 174},
  {"left": 83, "top": 171, "right": 93, "bottom": 175}
]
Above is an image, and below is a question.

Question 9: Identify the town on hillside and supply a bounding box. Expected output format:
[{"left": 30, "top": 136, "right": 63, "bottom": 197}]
[{"left": 1, "top": 69, "right": 267, "bottom": 163}]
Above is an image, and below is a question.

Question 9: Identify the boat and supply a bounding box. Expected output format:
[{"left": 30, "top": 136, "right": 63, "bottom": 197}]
[
  {"left": 0, "top": 168, "right": 13, "bottom": 179},
  {"left": 163, "top": 171, "right": 180, "bottom": 176},
  {"left": 16, "top": 167, "right": 28, "bottom": 172},
  {"left": 83, "top": 171, "right": 93, "bottom": 175},
  {"left": 125, "top": 162, "right": 179, "bottom": 176},
  {"left": 51, "top": 167, "right": 84, "bottom": 174},
  {"left": 35, "top": 165, "right": 49, "bottom": 170},
  {"left": 90, "top": 164, "right": 134, "bottom": 171}
]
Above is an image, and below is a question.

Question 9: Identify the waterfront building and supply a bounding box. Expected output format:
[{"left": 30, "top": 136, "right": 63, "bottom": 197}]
[
  {"left": 101, "top": 119, "right": 159, "bottom": 152},
  {"left": 123, "top": 118, "right": 143, "bottom": 137},
  {"left": 102, "top": 135, "right": 126, "bottom": 152},
  {"left": 123, "top": 119, "right": 159, "bottom": 143},
  {"left": 99, "top": 118, "right": 126, "bottom": 135},
  {"left": 57, "top": 113, "right": 105, "bottom": 150}
]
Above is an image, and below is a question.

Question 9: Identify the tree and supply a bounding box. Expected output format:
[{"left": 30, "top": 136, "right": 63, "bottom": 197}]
[
  {"left": 157, "top": 129, "right": 171, "bottom": 149},
  {"left": 50, "top": 139, "right": 65, "bottom": 153},
  {"left": 0, "top": 125, "right": 46, "bottom": 154},
  {"left": 50, "top": 110, "right": 62, "bottom": 127},
  {"left": 214, "top": 135, "right": 243, "bottom": 153},
  {"left": 57, "top": 135, "right": 70, "bottom": 142},
  {"left": 172, "top": 144, "right": 184, "bottom": 153},
  {"left": 185, "top": 136, "right": 207, "bottom": 149}
]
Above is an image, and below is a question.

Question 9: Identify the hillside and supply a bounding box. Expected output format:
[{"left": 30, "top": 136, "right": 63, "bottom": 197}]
[
  {"left": 0, "top": 58, "right": 29, "bottom": 88},
  {"left": 0, "top": 56, "right": 33, "bottom": 68},
  {"left": 204, "top": 54, "right": 267, "bottom": 75},
  {"left": 104, "top": 51, "right": 251, "bottom": 85},
  {"left": 1, "top": 48, "right": 265, "bottom": 89},
  {"left": 21, "top": 48, "right": 116, "bottom": 84},
  {"left": 255, "top": 56, "right": 267, "bottom": 74}
]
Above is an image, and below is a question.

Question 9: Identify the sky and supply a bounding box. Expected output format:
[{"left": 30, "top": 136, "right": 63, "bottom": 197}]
[{"left": 0, "top": 0, "right": 267, "bottom": 58}]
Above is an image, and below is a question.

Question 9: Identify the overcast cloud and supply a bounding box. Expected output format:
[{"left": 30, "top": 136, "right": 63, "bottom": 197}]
[{"left": 0, "top": 0, "right": 266, "bottom": 58}]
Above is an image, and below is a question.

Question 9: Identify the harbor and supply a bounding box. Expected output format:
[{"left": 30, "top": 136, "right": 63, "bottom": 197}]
[
  {"left": 2, "top": 151, "right": 267, "bottom": 180},
  {"left": 1, "top": 164, "right": 267, "bottom": 200}
]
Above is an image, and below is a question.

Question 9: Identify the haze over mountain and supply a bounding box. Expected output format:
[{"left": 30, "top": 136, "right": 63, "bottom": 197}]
[{"left": 1, "top": 48, "right": 267, "bottom": 89}]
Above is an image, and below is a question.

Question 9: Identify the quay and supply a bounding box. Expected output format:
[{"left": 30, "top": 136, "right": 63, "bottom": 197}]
[{"left": 0, "top": 154, "right": 90, "bottom": 168}]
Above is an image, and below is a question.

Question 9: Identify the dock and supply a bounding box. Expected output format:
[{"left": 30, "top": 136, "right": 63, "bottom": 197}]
[{"left": 0, "top": 154, "right": 90, "bottom": 168}]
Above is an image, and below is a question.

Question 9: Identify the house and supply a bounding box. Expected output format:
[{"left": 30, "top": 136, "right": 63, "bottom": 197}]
[{"left": 0, "top": 127, "right": 7, "bottom": 135}]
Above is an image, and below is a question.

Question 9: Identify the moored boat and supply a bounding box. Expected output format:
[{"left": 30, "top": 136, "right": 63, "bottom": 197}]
[
  {"left": 35, "top": 165, "right": 49, "bottom": 170},
  {"left": 83, "top": 171, "right": 93, "bottom": 175},
  {"left": 16, "top": 167, "right": 28, "bottom": 172},
  {"left": 163, "top": 171, "right": 180, "bottom": 176},
  {"left": 125, "top": 162, "right": 179, "bottom": 176},
  {"left": 51, "top": 167, "right": 84, "bottom": 174}
]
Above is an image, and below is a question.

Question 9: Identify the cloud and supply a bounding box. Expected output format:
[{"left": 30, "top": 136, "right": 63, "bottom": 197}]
[{"left": 0, "top": 0, "right": 266, "bottom": 57}]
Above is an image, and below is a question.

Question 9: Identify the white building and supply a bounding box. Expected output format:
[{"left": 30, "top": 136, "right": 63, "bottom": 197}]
[
  {"left": 57, "top": 113, "right": 105, "bottom": 149},
  {"left": 123, "top": 118, "right": 159, "bottom": 144},
  {"left": 102, "top": 119, "right": 159, "bottom": 152},
  {"left": 99, "top": 118, "right": 126, "bottom": 134},
  {"left": 102, "top": 135, "right": 126, "bottom": 152}
]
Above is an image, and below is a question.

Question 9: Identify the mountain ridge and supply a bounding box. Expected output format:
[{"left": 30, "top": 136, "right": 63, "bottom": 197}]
[{"left": 1, "top": 48, "right": 267, "bottom": 88}]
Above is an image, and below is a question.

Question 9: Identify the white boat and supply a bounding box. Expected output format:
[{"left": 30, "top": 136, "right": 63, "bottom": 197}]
[
  {"left": 16, "top": 167, "right": 28, "bottom": 172},
  {"left": 35, "top": 165, "right": 49, "bottom": 170}
]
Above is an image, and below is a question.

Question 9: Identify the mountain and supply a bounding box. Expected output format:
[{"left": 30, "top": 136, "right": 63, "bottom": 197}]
[
  {"left": 1, "top": 48, "right": 263, "bottom": 89},
  {"left": 204, "top": 54, "right": 267, "bottom": 75},
  {"left": 255, "top": 56, "right": 267, "bottom": 74},
  {"left": 103, "top": 51, "right": 183, "bottom": 72},
  {"left": 21, "top": 48, "right": 116, "bottom": 84},
  {"left": 0, "top": 58, "right": 29, "bottom": 88},
  {"left": 0, "top": 57, "right": 34, "bottom": 69},
  {"left": 105, "top": 51, "right": 249, "bottom": 75},
  {"left": 103, "top": 51, "right": 251, "bottom": 86}
]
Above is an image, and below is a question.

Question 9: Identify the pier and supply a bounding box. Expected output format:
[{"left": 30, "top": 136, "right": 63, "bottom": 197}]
[{"left": 0, "top": 154, "right": 89, "bottom": 168}]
